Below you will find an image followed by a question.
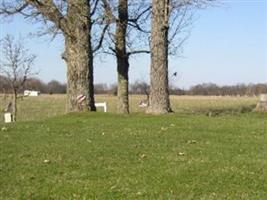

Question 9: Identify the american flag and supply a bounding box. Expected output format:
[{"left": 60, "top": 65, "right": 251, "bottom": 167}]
[{"left": 76, "top": 94, "right": 86, "bottom": 103}]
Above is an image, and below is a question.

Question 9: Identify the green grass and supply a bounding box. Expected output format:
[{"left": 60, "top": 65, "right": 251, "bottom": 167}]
[
  {"left": 1, "top": 112, "right": 266, "bottom": 199},
  {"left": 0, "top": 94, "right": 259, "bottom": 122}
]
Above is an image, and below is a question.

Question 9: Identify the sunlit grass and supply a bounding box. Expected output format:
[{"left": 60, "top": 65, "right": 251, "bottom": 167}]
[
  {"left": 0, "top": 112, "right": 266, "bottom": 199},
  {"left": 0, "top": 94, "right": 259, "bottom": 122}
]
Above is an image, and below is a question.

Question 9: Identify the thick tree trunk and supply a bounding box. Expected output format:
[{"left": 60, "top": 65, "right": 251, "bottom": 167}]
[
  {"left": 147, "top": 0, "right": 172, "bottom": 114},
  {"left": 117, "top": 54, "right": 129, "bottom": 114},
  {"left": 116, "top": 0, "right": 129, "bottom": 114},
  {"left": 64, "top": 0, "right": 96, "bottom": 112}
]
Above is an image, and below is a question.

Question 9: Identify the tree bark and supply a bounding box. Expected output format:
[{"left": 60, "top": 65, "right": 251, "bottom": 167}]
[
  {"left": 0, "top": 0, "right": 97, "bottom": 112},
  {"left": 147, "top": 0, "right": 172, "bottom": 114},
  {"left": 12, "top": 89, "right": 17, "bottom": 122},
  {"left": 116, "top": 0, "right": 129, "bottom": 114},
  {"left": 64, "top": 0, "right": 96, "bottom": 112}
]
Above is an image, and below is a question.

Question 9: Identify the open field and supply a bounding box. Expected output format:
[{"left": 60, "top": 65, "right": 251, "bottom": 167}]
[
  {"left": 0, "top": 95, "right": 266, "bottom": 199},
  {"left": 0, "top": 94, "right": 259, "bottom": 122}
]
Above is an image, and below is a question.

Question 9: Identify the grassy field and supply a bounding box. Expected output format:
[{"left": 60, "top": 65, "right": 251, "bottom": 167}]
[
  {"left": 0, "top": 95, "right": 266, "bottom": 199},
  {"left": 0, "top": 94, "right": 259, "bottom": 122}
]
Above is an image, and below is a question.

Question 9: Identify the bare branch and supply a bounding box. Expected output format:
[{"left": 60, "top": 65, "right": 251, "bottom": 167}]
[
  {"left": 91, "top": 0, "right": 100, "bottom": 16},
  {"left": 127, "top": 50, "right": 150, "bottom": 56},
  {"left": 0, "top": 1, "right": 29, "bottom": 16},
  {"left": 102, "top": 0, "right": 116, "bottom": 23},
  {"left": 25, "top": 0, "right": 67, "bottom": 32},
  {"left": 93, "top": 23, "right": 109, "bottom": 53},
  {"left": 127, "top": 21, "right": 150, "bottom": 33},
  {"left": 128, "top": 5, "right": 151, "bottom": 23},
  {"left": 0, "top": 34, "right": 37, "bottom": 90}
]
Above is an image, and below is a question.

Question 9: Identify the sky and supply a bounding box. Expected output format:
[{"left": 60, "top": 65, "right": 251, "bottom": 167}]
[{"left": 0, "top": 0, "right": 266, "bottom": 89}]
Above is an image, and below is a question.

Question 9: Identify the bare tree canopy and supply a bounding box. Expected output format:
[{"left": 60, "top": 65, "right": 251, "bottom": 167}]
[
  {"left": 98, "top": 0, "right": 151, "bottom": 114},
  {"left": 147, "top": 0, "right": 216, "bottom": 114},
  {"left": 0, "top": 0, "right": 217, "bottom": 115},
  {"left": 0, "top": 0, "right": 109, "bottom": 112},
  {"left": 0, "top": 35, "right": 37, "bottom": 90},
  {"left": 0, "top": 34, "right": 37, "bottom": 121}
]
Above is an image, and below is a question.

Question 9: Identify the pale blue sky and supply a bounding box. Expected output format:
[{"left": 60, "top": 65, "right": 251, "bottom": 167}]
[{"left": 0, "top": 1, "right": 266, "bottom": 89}]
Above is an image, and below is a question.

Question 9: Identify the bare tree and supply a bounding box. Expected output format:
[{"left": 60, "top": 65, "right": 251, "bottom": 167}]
[
  {"left": 102, "top": 0, "right": 150, "bottom": 114},
  {"left": 0, "top": 0, "right": 108, "bottom": 112},
  {"left": 147, "top": 0, "right": 215, "bottom": 114},
  {"left": 0, "top": 35, "right": 37, "bottom": 121},
  {"left": 130, "top": 80, "right": 150, "bottom": 100},
  {"left": 106, "top": 0, "right": 131, "bottom": 114},
  {"left": 101, "top": 0, "right": 194, "bottom": 114},
  {"left": 147, "top": 0, "right": 171, "bottom": 114}
]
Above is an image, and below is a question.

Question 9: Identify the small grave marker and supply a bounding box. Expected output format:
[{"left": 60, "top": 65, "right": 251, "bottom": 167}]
[
  {"left": 4, "top": 113, "right": 12, "bottom": 123},
  {"left": 260, "top": 94, "right": 267, "bottom": 102},
  {"left": 255, "top": 94, "right": 267, "bottom": 112},
  {"left": 4, "top": 102, "right": 13, "bottom": 123}
]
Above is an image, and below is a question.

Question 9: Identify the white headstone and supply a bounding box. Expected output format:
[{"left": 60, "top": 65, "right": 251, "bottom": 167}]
[
  {"left": 260, "top": 94, "right": 267, "bottom": 102},
  {"left": 256, "top": 94, "right": 267, "bottom": 112},
  {"left": 4, "top": 113, "right": 12, "bottom": 123}
]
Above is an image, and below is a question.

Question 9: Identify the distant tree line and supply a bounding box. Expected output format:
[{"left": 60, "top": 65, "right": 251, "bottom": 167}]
[
  {"left": 130, "top": 82, "right": 267, "bottom": 96},
  {"left": 94, "top": 82, "right": 267, "bottom": 96},
  {"left": 1, "top": 75, "right": 266, "bottom": 96},
  {"left": 183, "top": 83, "right": 267, "bottom": 96},
  {"left": 0, "top": 75, "right": 66, "bottom": 94}
]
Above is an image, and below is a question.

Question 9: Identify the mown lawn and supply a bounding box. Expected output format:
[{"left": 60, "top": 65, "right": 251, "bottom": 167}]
[{"left": 1, "top": 112, "right": 266, "bottom": 199}]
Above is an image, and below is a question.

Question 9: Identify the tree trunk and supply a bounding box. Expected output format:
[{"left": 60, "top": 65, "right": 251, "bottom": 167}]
[
  {"left": 64, "top": 0, "right": 96, "bottom": 112},
  {"left": 147, "top": 0, "right": 172, "bottom": 114},
  {"left": 116, "top": 0, "right": 129, "bottom": 114},
  {"left": 12, "top": 89, "right": 17, "bottom": 122}
]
